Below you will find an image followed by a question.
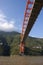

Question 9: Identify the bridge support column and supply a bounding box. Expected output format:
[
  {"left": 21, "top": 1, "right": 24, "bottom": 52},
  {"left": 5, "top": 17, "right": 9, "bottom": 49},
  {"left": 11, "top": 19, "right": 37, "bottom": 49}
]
[{"left": 19, "top": 42, "right": 25, "bottom": 55}]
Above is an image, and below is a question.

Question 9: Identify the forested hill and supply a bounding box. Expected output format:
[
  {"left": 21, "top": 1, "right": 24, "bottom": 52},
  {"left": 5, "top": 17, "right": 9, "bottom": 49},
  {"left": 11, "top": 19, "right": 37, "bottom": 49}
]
[{"left": 0, "top": 31, "right": 43, "bottom": 55}]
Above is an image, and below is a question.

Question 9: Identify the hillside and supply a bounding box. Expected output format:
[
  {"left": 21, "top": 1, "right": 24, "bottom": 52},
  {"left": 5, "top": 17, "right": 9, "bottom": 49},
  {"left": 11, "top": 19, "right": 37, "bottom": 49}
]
[{"left": 0, "top": 31, "right": 43, "bottom": 55}]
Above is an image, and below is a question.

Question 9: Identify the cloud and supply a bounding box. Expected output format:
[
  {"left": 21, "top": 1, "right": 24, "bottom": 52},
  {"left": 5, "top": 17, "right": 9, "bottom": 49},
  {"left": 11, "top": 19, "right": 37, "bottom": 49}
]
[{"left": 0, "top": 10, "right": 20, "bottom": 32}]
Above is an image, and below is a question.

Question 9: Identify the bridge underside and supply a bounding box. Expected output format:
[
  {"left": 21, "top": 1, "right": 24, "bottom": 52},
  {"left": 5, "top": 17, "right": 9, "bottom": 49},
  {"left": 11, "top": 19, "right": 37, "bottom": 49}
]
[{"left": 21, "top": 0, "right": 43, "bottom": 43}]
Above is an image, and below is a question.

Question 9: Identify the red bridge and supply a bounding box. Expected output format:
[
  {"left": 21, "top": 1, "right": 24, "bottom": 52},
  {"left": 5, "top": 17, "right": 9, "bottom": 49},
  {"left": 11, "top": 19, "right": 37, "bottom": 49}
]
[{"left": 20, "top": 0, "right": 43, "bottom": 55}]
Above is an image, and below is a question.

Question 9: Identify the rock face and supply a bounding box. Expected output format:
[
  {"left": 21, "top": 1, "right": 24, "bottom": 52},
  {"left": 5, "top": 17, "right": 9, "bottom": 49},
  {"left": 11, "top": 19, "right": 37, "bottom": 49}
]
[
  {"left": 0, "top": 45, "right": 3, "bottom": 55},
  {"left": 0, "top": 40, "right": 10, "bottom": 56}
]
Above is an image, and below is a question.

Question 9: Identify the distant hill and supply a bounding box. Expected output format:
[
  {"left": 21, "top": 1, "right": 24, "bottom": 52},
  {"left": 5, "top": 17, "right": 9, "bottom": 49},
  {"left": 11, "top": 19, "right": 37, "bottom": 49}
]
[{"left": 0, "top": 31, "right": 43, "bottom": 55}]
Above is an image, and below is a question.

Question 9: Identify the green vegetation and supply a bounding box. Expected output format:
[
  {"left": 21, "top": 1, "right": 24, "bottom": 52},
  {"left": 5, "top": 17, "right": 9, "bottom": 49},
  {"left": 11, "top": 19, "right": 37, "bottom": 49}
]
[{"left": 0, "top": 31, "right": 43, "bottom": 55}]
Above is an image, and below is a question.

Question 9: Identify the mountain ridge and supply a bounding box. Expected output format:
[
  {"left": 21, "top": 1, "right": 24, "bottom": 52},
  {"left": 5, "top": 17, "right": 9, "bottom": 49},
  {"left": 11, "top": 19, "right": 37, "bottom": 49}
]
[{"left": 0, "top": 31, "right": 43, "bottom": 55}]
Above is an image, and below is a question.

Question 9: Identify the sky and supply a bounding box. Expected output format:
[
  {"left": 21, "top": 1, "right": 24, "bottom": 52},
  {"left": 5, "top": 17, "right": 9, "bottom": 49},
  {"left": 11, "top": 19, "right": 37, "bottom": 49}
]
[{"left": 0, "top": 0, "right": 43, "bottom": 38}]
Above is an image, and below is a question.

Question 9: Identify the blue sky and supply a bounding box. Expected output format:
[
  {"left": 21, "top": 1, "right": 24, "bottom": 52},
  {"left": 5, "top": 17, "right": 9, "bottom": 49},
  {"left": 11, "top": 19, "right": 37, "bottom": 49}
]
[{"left": 0, "top": 0, "right": 43, "bottom": 38}]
